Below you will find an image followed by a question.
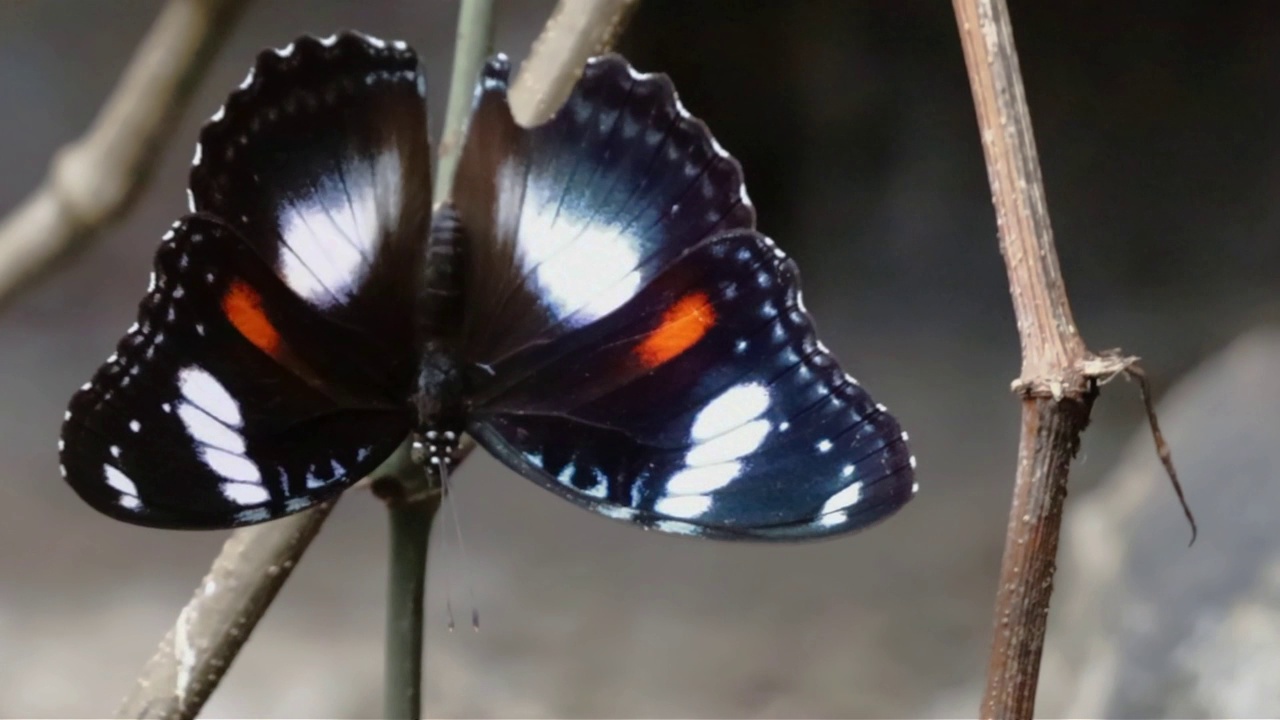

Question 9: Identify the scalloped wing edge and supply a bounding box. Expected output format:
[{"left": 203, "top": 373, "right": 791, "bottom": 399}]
[{"left": 459, "top": 52, "right": 757, "bottom": 227}]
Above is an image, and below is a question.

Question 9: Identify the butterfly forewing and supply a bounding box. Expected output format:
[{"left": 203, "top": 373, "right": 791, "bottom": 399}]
[
  {"left": 452, "top": 55, "right": 756, "bottom": 367},
  {"left": 190, "top": 32, "right": 432, "bottom": 390}
]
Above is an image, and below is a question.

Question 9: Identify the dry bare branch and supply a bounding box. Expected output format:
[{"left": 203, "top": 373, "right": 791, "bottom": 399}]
[
  {"left": 950, "top": 1, "right": 1184, "bottom": 717},
  {"left": 0, "top": 0, "right": 249, "bottom": 312},
  {"left": 116, "top": 503, "right": 336, "bottom": 719},
  {"left": 508, "top": 0, "right": 640, "bottom": 126}
]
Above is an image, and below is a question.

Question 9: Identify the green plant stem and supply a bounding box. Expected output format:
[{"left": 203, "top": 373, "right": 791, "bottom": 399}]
[
  {"left": 381, "top": 0, "right": 496, "bottom": 717},
  {"left": 383, "top": 489, "right": 443, "bottom": 719},
  {"left": 434, "top": 0, "right": 496, "bottom": 207}
]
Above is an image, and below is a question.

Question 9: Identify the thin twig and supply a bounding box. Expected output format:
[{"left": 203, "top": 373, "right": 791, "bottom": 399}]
[
  {"left": 115, "top": 1, "right": 641, "bottom": 717},
  {"left": 951, "top": 1, "right": 1184, "bottom": 718},
  {"left": 434, "top": 0, "right": 497, "bottom": 206},
  {"left": 508, "top": 0, "right": 641, "bottom": 126},
  {"left": 0, "top": 0, "right": 249, "bottom": 312},
  {"left": 376, "top": 479, "right": 444, "bottom": 719},
  {"left": 1124, "top": 364, "right": 1196, "bottom": 544},
  {"left": 116, "top": 502, "right": 337, "bottom": 719}
]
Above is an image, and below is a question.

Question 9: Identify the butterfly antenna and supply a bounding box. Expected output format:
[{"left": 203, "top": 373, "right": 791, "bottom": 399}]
[{"left": 441, "top": 456, "right": 481, "bottom": 631}]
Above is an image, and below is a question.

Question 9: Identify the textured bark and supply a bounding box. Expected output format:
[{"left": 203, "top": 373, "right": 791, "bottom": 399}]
[{"left": 951, "top": 0, "right": 1150, "bottom": 717}]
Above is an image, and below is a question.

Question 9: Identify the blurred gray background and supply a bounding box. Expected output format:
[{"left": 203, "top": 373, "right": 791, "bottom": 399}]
[{"left": 2, "top": 1, "right": 1277, "bottom": 717}]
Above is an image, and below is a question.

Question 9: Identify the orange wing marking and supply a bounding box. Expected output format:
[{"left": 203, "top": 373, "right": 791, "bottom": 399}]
[
  {"left": 222, "top": 279, "right": 282, "bottom": 357},
  {"left": 635, "top": 291, "right": 717, "bottom": 368}
]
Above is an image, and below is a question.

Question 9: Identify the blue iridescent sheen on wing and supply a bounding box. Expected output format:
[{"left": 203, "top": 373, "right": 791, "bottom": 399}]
[
  {"left": 60, "top": 37, "right": 916, "bottom": 539},
  {"left": 452, "top": 54, "right": 756, "bottom": 367},
  {"left": 453, "top": 55, "right": 916, "bottom": 539}
]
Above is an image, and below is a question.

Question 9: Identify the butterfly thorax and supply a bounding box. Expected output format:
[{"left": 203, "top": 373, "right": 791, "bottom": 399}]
[{"left": 410, "top": 343, "right": 465, "bottom": 472}]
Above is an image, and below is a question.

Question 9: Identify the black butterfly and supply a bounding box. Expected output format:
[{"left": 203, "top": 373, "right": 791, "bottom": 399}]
[{"left": 59, "top": 32, "right": 916, "bottom": 540}]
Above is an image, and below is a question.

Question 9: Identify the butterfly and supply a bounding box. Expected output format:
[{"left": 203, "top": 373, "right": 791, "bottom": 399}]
[{"left": 58, "top": 32, "right": 916, "bottom": 540}]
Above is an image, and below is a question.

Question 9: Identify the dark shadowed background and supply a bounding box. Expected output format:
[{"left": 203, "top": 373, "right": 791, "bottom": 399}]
[{"left": 2, "top": 1, "right": 1277, "bottom": 717}]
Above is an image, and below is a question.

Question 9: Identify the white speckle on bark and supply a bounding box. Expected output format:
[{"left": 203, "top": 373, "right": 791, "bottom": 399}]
[{"left": 174, "top": 603, "right": 198, "bottom": 702}]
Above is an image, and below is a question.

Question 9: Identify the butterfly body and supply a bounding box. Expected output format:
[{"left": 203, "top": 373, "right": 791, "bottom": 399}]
[
  {"left": 59, "top": 32, "right": 917, "bottom": 540},
  {"left": 407, "top": 203, "right": 470, "bottom": 472}
]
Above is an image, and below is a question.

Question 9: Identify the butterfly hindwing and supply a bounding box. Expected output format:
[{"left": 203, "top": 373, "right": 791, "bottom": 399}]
[
  {"left": 467, "top": 229, "right": 915, "bottom": 539},
  {"left": 61, "top": 216, "right": 413, "bottom": 528}
]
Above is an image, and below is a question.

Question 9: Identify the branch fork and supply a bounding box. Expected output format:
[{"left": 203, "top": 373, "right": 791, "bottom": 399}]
[
  {"left": 953, "top": 0, "right": 1188, "bottom": 717},
  {"left": 1011, "top": 351, "right": 1140, "bottom": 400}
]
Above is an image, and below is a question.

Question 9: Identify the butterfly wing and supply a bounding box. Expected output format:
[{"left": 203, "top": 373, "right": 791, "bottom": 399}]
[
  {"left": 61, "top": 217, "right": 413, "bottom": 528},
  {"left": 467, "top": 230, "right": 915, "bottom": 540},
  {"left": 190, "top": 32, "right": 433, "bottom": 393},
  {"left": 60, "top": 33, "right": 430, "bottom": 528},
  {"left": 452, "top": 55, "right": 915, "bottom": 539}
]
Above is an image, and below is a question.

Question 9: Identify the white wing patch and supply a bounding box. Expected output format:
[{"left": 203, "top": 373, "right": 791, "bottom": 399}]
[
  {"left": 821, "top": 481, "right": 864, "bottom": 515},
  {"left": 200, "top": 446, "right": 261, "bottom": 483},
  {"left": 655, "top": 383, "right": 776, "bottom": 514},
  {"left": 104, "top": 465, "right": 142, "bottom": 510},
  {"left": 512, "top": 167, "right": 644, "bottom": 327},
  {"left": 683, "top": 418, "right": 770, "bottom": 468},
  {"left": 105, "top": 465, "right": 138, "bottom": 496},
  {"left": 665, "top": 463, "right": 742, "bottom": 495},
  {"left": 277, "top": 150, "right": 402, "bottom": 306},
  {"left": 222, "top": 481, "right": 271, "bottom": 506},
  {"left": 176, "top": 402, "right": 244, "bottom": 455},
  {"left": 176, "top": 366, "right": 267, "bottom": 506},
  {"left": 690, "top": 383, "right": 771, "bottom": 441},
  {"left": 178, "top": 366, "right": 242, "bottom": 426},
  {"left": 654, "top": 495, "right": 712, "bottom": 520}
]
